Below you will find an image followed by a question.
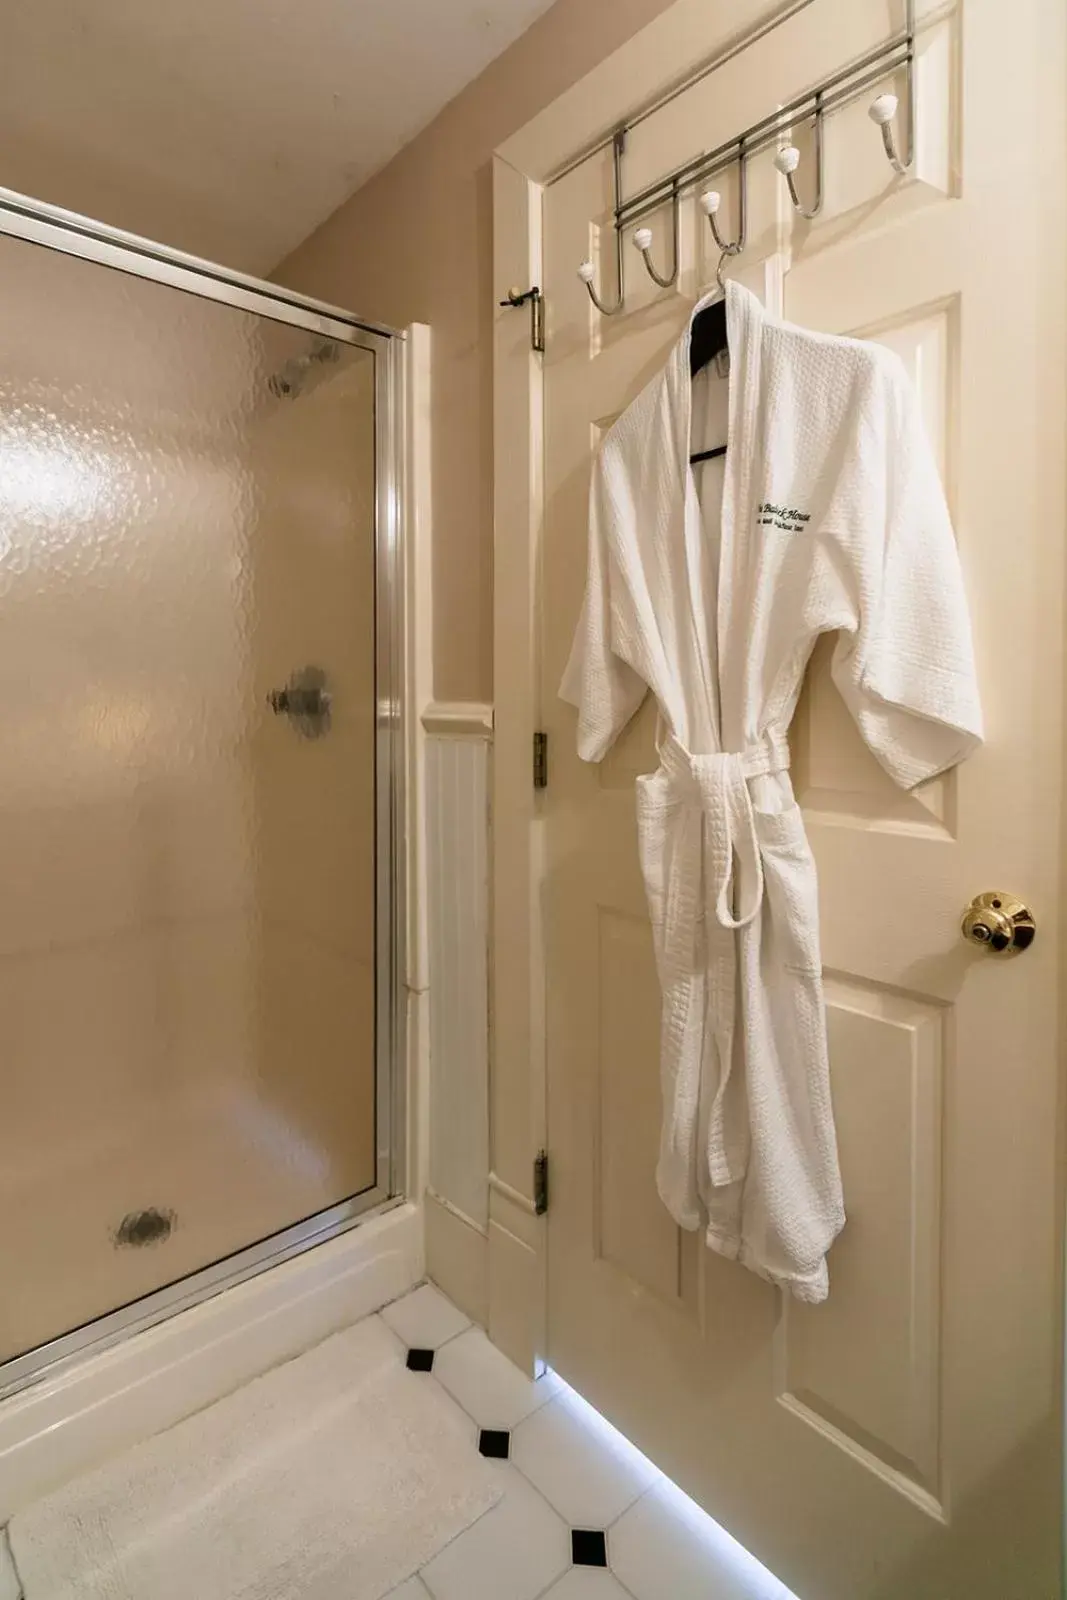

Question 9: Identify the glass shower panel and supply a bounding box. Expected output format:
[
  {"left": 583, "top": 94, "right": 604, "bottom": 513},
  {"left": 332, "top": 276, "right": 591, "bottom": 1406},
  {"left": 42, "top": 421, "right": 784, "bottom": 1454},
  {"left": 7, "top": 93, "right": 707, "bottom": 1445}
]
[{"left": 0, "top": 232, "right": 379, "bottom": 1366}]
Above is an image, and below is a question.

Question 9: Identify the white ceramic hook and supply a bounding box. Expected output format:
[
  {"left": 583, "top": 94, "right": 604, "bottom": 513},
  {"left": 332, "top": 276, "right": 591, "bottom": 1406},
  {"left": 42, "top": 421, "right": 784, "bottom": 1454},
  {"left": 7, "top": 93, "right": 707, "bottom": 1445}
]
[
  {"left": 697, "top": 195, "right": 729, "bottom": 292},
  {"left": 700, "top": 188, "right": 743, "bottom": 259},
  {"left": 699, "top": 141, "right": 748, "bottom": 262},
  {"left": 577, "top": 256, "right": 623, "bottom": 315},
  {"left": 773, "top": 121, "right": 824, "bottom": 219},
  {"left": 868, "top": 91, "right": 911, "bottom": 176},
  {"left": 632, "top": 228, "right": 677, "bottom": 290},
  {"left": 700, "top": 190, "right": 728, "bottom": 256}
]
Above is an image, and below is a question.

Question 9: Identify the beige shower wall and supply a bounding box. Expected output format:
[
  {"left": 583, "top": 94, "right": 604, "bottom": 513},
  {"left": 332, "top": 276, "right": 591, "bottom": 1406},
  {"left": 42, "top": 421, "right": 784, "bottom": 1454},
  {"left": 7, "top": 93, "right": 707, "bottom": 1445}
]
[{"left": 273, "top": 0, "right": 676, "bottom": 703}]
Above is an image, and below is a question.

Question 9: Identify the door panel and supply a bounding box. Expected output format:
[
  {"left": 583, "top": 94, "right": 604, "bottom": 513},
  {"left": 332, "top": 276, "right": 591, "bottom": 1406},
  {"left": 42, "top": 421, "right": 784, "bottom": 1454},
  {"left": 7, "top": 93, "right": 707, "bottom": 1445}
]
[
  {"left": 0, "top": 231, "right": 379, "bottom": 1369},
  {"left": 540, "top": 2, "right": 1064, "bottom": 1594}
]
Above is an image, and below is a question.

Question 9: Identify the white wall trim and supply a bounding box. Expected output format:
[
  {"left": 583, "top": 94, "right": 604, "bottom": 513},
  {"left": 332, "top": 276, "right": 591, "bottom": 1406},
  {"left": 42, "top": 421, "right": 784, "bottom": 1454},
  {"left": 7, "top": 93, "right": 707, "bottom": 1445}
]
[
  {"left": 422, "top": 701, "right": 494, "bottom": 737},
  {"left": 0, "top": 1202, "right": 422, "bottom": 1520}
]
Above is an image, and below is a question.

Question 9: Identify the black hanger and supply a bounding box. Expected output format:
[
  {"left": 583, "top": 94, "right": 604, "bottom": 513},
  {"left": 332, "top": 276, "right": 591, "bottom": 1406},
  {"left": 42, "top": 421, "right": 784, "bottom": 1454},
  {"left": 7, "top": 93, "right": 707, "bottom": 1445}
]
[{"left": 689, "top": 299, "right": 727, "bottom": 465}]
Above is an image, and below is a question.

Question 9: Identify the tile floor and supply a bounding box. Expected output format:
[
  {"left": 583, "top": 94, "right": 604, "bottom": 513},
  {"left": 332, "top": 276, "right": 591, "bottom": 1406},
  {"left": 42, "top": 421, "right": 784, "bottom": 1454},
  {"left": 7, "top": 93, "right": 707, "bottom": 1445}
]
[
  {"left": 0, "top": 1281, "right": 797, "bottom": 1600},
  {"left": 378, "top": 1283, "right": 797, "bottom": 1600}
]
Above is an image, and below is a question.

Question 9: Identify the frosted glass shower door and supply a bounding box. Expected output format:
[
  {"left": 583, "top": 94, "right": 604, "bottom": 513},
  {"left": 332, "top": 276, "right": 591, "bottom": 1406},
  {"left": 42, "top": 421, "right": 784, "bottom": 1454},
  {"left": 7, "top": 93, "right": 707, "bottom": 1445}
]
[{"left": 0, "top": 230, "right": 383, "bottom": 1369}]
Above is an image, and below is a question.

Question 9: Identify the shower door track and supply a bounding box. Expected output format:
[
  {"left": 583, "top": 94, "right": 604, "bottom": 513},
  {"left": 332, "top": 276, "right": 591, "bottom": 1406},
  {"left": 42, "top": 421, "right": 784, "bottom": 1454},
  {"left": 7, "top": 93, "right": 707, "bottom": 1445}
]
[{"left": 0, "top": 187, "right": 407, "bottom": 1401}]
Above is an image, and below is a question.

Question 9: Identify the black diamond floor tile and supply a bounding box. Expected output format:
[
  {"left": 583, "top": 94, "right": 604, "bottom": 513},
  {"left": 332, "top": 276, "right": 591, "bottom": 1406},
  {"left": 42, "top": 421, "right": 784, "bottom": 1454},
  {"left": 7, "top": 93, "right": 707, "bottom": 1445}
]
[
  {"left": 478, "top": 1428, "right": 511, "bottom": 1460},
  {"left": 571, "top": 1528, "right": 608, "bottom": 1567},
  {"left": 406, "top": 1347, "right": 435, "bottom": 1372}
]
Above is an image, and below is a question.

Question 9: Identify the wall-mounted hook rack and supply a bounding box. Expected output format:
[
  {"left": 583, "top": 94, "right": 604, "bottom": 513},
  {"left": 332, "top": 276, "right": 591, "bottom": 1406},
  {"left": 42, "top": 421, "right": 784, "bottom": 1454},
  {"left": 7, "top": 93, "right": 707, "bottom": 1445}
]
[{"left": 573, "top": 0, "right": 915, "bottom": 318}]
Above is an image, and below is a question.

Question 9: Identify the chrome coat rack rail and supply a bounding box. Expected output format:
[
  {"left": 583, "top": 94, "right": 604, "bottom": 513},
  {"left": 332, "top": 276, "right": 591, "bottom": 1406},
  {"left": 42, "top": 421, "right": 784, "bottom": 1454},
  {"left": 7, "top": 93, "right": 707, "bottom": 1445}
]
[{"left": 578, "top": 0, "right": 915, "bottom": 315}]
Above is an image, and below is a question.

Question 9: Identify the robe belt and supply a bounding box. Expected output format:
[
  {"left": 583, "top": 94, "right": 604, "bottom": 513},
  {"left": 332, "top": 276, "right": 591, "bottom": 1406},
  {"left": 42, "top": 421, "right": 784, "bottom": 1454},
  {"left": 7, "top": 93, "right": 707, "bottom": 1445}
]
[{"left": 657, "top": 731, "right": 791, "bottom": 1187}]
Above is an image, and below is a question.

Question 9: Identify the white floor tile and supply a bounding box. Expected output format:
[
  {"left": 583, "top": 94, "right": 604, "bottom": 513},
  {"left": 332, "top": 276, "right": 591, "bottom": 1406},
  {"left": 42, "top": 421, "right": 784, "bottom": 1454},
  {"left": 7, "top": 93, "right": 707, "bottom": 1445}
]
[
  {"left": 381, "top": 1284, "right": 471, "bottom": 1351},
  {"left": 386, "top": 1578, "right": 433, "bottom": 1599},
  {"left": 433, "top": 1328, "right": 561, "bottom": 1430},
  {"left": 0, "top": 1529, "right": 21, "bottom": 1600},
  {"left": 540, "top": 1570, "right": 633, "bottom": 1599},
  {"left": 610, "top": 1482, "right": 796, "bottom": 1600},
  {"left": 511, "top": 1390, "right": 658, "bottom": 1529},
  {"left": 420, "top": 1463, "right": 570, "bottom": 1600}
]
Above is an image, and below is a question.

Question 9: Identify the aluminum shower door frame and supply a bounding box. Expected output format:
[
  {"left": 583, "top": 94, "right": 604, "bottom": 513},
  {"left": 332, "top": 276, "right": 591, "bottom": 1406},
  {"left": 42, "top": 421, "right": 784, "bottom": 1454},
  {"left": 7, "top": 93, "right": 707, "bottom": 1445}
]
[{"left": 0, "top": 185, "right": 407, "bottom": 1399}]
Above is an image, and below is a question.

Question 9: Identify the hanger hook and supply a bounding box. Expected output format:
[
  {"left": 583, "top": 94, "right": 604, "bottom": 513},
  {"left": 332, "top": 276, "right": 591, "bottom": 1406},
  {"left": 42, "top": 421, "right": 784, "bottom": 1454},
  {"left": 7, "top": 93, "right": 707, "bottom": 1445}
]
[
  {"left": 632, "top": 182, "right": 680, "bottom": 290},
  {"left": 868, "top": 1, "right": 916, "bottom": 176},
  {"left": 715, "top": 249, "right": 730, "bottom": 293},
  {"left": 773, "top": 94, "right": 825, "bottom": 220}
]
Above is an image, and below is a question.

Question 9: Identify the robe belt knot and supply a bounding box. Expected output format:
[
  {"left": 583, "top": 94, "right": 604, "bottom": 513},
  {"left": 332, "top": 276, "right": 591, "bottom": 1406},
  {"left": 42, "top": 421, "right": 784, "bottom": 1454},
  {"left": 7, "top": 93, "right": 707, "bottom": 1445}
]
[{"left": 659, "top": 732, "right": 791, "bottom": 928}]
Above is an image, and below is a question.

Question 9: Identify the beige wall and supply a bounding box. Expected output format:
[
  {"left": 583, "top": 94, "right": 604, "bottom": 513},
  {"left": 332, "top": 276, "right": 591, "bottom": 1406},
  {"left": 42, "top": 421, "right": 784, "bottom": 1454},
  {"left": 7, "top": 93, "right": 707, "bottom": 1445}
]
[{"left": 274, "top": 0, "right": 676, "bottom": 703}]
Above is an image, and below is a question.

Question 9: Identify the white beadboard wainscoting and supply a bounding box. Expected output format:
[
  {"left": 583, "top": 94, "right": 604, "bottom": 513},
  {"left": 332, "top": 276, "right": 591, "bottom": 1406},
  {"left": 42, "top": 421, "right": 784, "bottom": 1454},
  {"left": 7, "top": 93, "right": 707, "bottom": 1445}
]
[{"left": 421, "top": 703, "right": 493, "bottom": 1325}]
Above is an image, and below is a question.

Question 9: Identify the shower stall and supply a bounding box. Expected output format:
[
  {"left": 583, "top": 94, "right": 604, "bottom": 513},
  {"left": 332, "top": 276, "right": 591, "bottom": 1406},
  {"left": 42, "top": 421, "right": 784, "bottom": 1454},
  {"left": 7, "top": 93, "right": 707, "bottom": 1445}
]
[{"left": 0, "top": 188, "right": 405, "bottom": 1396}]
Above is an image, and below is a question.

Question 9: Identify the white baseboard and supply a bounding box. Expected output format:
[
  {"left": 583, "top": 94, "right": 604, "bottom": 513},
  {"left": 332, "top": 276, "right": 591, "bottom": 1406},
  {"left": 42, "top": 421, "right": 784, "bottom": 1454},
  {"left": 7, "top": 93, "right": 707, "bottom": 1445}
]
[{"left": 0, "top": 1201, "right": 423, "bottom": 1520}]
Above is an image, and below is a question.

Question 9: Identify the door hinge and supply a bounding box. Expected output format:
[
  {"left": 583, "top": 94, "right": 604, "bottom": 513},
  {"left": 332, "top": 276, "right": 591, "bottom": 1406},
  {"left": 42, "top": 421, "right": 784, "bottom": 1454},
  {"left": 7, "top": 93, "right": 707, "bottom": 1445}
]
[
  {"left": 533, "top": 730, "right": 548, "bottom": 789},
  {"left": 499, "top": 285, "right": 545, "bottom": 353},
  {"left": 533, "top": 1150, "right": 549, "bottom": 1215}
]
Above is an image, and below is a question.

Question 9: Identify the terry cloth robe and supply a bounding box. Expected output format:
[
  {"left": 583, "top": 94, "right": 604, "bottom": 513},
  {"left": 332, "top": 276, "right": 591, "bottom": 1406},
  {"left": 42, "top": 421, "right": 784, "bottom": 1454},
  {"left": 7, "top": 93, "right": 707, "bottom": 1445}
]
[{"left": 560, "top": 279, "right": 982, "bottom": 1303}]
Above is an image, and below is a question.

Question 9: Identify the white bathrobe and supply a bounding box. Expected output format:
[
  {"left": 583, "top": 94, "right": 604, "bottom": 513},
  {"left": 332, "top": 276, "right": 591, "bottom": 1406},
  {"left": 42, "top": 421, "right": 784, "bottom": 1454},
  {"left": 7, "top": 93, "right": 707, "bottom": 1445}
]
[{"left": 561, "top": 280, "right": 982, "bottom": 1302}]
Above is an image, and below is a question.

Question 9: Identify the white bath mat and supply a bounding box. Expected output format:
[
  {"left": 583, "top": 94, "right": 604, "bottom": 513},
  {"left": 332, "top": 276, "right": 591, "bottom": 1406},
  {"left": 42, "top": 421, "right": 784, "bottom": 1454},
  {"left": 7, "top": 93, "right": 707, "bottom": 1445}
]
[{"left": 10, "top": 1316, "right": 499, "bottom": 1600}]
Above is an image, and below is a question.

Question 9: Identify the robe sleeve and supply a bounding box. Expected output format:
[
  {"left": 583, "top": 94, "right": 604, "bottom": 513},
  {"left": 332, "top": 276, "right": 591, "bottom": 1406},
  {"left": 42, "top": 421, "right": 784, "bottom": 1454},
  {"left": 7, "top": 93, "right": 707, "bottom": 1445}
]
[
  {"left": 831, "top": 356, "right": 983, "bottom": 789},
  {"left": 559, "top": 432, "right": 649, "bottom": 762}
]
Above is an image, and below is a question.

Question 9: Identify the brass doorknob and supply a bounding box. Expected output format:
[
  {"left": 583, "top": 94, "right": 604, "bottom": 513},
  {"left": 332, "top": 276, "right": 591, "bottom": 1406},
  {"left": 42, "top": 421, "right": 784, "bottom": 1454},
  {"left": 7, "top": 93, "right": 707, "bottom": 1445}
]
[{"left": 961, "top": 892, "right": 1035, "bottom": 957}]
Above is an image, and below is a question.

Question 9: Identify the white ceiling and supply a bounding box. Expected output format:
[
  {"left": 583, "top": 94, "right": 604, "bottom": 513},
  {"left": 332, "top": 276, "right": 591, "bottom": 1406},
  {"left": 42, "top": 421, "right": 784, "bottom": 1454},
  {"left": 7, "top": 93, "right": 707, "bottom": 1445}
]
[{"left": 0, "top": 0, "right": 559, "bottom": 275}]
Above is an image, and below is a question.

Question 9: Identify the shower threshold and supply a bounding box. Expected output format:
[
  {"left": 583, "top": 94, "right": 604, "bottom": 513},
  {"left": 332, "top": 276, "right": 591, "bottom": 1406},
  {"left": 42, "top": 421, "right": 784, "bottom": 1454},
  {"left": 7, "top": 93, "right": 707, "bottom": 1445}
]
[{"left": 0, "top": 1185, "right": 402, "bottom": 1402}]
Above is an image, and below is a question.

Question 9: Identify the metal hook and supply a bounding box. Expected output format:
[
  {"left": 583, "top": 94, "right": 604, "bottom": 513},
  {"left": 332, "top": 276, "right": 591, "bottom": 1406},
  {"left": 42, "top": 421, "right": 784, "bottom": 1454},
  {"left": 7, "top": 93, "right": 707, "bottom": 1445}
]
[
  {"left": 868, "top": 0, "right": 916, "bottom": 176},
  {"left": 773, "top": 94, "right": 825, "bottom": 219},
  {"left": 868, "top": 90, "right": 913, "bottom": 175},
  {"left": 578, "top": 130, "right": 626, "bottom": 316},
  {"left": 699, "top": 139, "right": 748, "bottom": 259},
  {"left": 715, "top": 249, "right": 731, "bottom": 293},
  {"left": 632, "top": 182, "right": 680, "bottom": 290}
]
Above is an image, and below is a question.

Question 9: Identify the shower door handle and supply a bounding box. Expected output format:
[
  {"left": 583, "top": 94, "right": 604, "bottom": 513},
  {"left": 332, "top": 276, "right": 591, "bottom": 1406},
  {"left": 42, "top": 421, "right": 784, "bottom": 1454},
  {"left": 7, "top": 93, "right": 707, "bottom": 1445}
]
[{"left": 267, "top": 666, "right": 332, "bottom": 738}]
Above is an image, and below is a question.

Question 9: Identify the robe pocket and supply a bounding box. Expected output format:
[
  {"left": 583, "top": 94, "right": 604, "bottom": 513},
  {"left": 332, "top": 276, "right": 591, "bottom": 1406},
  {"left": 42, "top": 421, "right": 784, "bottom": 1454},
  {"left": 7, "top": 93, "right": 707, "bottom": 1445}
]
[
  {"left": 634, "top": 771, "right": 674, "bottom": 916},
  {"left": 753, "top": 804, "right": 824, "bottom": 976},
  {"left": 634, "top": 772, "right": 693, "bottom": 973}
]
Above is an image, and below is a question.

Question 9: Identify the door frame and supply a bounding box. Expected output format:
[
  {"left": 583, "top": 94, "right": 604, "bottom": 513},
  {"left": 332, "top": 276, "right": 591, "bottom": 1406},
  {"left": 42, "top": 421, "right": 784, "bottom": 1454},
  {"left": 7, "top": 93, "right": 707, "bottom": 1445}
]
[
  {"left": 0, "top": 185, "right": 414, "bottom": 1398},
  {"left": 489, "top": 0, "right": 825, "bottom": 1374}
]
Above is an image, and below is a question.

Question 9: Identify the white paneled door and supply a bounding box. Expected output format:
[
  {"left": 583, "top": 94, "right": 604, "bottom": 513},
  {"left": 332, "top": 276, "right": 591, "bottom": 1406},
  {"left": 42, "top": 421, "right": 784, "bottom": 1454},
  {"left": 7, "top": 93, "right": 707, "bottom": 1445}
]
[{"left": 509, "top": 2, "right": 1067, "bottom": 1596}]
